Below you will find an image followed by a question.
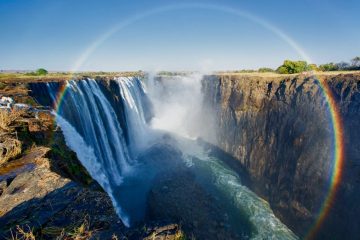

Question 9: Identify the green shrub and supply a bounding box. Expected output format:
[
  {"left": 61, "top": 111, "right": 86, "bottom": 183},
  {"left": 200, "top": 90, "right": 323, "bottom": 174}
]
[
  {"left": 258, "top": 67, "right": 274, "bottom": 73},
  {"left": 318, "top": 63, "right": 338, "bottom": 71},
  {"left": 308, "top": 64, "right": 319, "bottom": 71},
  {"left": 276, "top": 60, "right": 311, "bottom": 74},
  {"left": 0, "top": 82, "right": 6, "bottom": 90},
  {"left": 35, "top": 68, "right": 48, "bottom": 75}
]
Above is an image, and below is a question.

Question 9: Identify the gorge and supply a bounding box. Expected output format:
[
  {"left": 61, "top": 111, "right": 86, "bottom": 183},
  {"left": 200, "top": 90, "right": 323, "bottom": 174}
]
[{"left": 1, "top": 72, "right": 360, "bottom": 239}]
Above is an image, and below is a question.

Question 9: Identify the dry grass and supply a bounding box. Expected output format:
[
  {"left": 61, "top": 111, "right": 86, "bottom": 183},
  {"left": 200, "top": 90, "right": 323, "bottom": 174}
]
[
  {"left": 174, "top": 230, "right": 186, "bottom": 240},
  {"left": 0, "top": 109, "right": 24, "bottom": 165},
  {"left": 41, "top": 217, "right": 95, "bottom": 240},
  {"left": 9, "top": 225, "right": 36, "bottom": 240},
  {"left": 0, "top": 109, "right": 24, "bottom": 132},
  {"left": 0, "top": 138, "right": 22, "bottom": 165},
  {"left": 0, "top": 71, "right": 144, "bottom": 83}
]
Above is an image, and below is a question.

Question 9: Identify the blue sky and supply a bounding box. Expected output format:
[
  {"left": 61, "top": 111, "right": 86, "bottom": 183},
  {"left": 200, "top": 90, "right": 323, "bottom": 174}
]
[{"left": 0, "top": 0, "right": 359, "bottom": 71}]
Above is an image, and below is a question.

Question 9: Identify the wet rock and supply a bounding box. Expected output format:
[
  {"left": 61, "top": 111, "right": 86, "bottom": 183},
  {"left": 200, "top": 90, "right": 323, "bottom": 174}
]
[{"left": 142, "top": 223, "right": 184, "bottom": 240}]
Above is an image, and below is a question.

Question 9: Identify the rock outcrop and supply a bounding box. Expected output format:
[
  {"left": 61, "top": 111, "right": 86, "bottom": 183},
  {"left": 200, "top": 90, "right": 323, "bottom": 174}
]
[{"left": 202, "top": 73, "right": 360, "bottom": 239}]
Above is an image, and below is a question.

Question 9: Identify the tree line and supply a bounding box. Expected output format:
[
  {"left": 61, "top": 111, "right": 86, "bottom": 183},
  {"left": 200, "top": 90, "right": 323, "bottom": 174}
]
[
  {"left": 272, "top": 56, "right": 360, "bottom": 74},
  {"left": 230, "top": 56, "right": 360, "bottom": 74}
]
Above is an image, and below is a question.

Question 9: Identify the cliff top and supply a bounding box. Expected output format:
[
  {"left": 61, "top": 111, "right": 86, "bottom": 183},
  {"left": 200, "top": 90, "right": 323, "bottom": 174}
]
[
  {"left": 215, "top": 70, "right": 360, "bottom": 77},
  {"left": 0, "top": 71, "right": 144, "bottom": 83},
  {"left": 1, "top": 70, "right": 360, "bottom": 83}
]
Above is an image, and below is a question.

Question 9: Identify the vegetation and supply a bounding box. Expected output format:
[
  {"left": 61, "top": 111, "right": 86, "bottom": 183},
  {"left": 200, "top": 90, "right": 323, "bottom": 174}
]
[
  {"left": 225, "top": 56, "right": 360, "bottom": 75},
  {"left": 10, "top": 225, "right": 36, "bottom": 240},
  {"left": 0, "top": 109, "right": 24, "bottom": 165},
  {"left": 0, "top": 137, "right": 22, "bottom": 164},
  {"left": 0, "top": 82, "right": 6, "bottom": 90},
  {"left": 0, "top": 109, "right": 24, "bottom": 131},
  {"left": 35, "top": 68, "right": 48, "bottom": 75},
  {"left": 318, "top": 56, "right": 360, "bottom": 72},
  {"left": 258, "top": 67, "right": 275, "bottom": 73},
  {"left": 308, "top": 64, "right": 319, "bottom": 71},
  {"left": 24, "top": 68, "right": 48, "bottom": 76},
  {"left": 0, "top": 71, "right": 144, "bottom": 83},
  {"left": 318, "top": 62, "right": 338, "bottom": 71},
  {"left": 10, "top": 218, "right": 95, "bottom": 240},
  {"left": 351, "top": 56, "right": 360, "bottom": 67},
  {"left": 233, "top": 69, "right": 256, "bottom": 73},
  {"left": 276, "top": 60, "right": 311, "bottom": 74}
]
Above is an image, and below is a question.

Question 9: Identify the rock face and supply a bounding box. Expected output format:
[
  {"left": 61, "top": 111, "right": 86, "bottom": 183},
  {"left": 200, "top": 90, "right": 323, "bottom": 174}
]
[{"left": 202, "top": 73, "right": 360, "bottom": 239}]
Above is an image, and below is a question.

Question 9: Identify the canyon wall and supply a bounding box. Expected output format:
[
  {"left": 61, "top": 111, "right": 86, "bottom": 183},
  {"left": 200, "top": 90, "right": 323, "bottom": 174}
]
[{"left": 202, "top": 73, "right": 360, "bottom": 239}]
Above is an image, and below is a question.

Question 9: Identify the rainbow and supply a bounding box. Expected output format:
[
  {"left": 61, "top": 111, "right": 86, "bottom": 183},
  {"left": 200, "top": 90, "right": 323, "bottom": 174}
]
[
  {"left": 52, "top": 80, "right": 70, "bottom": 112},
  {"left": 51, "top": 3, "right": 346, "bottom": 239},
  {"left": 304, "top": 75, "right": 345, "bottom": 239}
]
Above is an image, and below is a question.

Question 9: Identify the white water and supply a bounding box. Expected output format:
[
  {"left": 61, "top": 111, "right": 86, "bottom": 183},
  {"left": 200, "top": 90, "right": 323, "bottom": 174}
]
[
  {"left": 54, "top": 113, "right": 131, "bottom": 227},
  {"left": 47, "top": 79, "right": 140, "bottom": 226},
  {"left": 116, "top": 77, "right": 153, "bottom": 156}
]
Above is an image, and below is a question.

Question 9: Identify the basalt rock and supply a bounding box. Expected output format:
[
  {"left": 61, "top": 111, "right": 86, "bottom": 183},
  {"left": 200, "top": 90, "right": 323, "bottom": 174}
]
[{"left": 202, "top": 73, "right": 360, "bottom": 239}]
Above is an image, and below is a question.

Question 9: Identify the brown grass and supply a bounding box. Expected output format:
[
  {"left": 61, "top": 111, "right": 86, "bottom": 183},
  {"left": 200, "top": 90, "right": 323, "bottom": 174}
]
[
  {"left": 0, "top": 71, "right": 144, "bottom": 83},
  {"left": 0, "top": 138, "right": 22, "bottom": 165},
  {"left": 0, "top": 109, "right": 24, "bottom": 164},
  {"left": 0, "top": 109, "right": 24, "bottom": 132},
  {"left": 41, "top": 217, "right": 95, "bottom": 240},
  {"left": 9, "top": 225, "right": 36, "bottom": 240}
]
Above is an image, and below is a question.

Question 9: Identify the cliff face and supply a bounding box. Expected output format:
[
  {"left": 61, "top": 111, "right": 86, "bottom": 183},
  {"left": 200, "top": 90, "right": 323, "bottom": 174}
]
[{"left": 202, "top": 73, "right": 360, "bottom": 239}]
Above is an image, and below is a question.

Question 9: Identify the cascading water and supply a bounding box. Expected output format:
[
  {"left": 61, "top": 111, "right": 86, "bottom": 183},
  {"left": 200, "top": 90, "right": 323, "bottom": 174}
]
[
  {"left": 46, "top": 79, "right": 137, "bottom": 226},
  {"left": 116, "top": 77, "right": 152, "bottom": 156},
  {"left": 37, "top": 75, "right": 298, "bottom": 239}
]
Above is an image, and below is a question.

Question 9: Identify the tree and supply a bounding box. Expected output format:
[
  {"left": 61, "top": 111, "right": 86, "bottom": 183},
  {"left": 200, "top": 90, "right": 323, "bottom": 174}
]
[
  {"left": 351, "top": 56, "right": 360, "bottom": 69},
  {"left": 318, "top": 63, "right": 338, "bottom": 71},
  {"left": 258, "top": 67, "right": 275, "bottom": 73},
  {"left": 336, "top": 62, "right": 350, "bottom": 70},
  {"left": 276, "top": 60, "right": 310, "bottom": 74},
  {"left": 308, "top": 64, "right": 319, "bottom": 71},
  {"left": 35, "top": 68, "right": 48, "bottom": 75}
]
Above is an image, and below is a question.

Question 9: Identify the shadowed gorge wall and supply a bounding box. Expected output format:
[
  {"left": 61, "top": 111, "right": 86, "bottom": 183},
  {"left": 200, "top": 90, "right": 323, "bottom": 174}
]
[{"left": 202, "top": 73, "right": 360, "bottom": 239}]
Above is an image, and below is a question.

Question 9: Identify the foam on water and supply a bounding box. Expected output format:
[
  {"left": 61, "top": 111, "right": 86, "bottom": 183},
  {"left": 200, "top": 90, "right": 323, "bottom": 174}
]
[{"left": 175, "top": 137, "right": 298, "bottom": 240}]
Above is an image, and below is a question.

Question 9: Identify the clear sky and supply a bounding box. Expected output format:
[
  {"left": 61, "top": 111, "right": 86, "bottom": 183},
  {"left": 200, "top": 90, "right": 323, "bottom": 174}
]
[{"left": 0, "top": 0, "right": 359, "bottom": 71}]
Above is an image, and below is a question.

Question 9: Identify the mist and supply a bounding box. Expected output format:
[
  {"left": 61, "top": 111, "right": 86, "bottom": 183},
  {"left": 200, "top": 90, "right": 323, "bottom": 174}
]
[{"left": 144, "top": 72, "right": 215, "bottom": 142}]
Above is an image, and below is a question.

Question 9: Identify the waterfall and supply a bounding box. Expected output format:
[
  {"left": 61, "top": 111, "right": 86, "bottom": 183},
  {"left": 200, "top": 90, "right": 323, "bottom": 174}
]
[
  {"left": 54, "top": 113, "right": 130, "bottom": 226},
  {"left": 116, "top": 77, "right": 152, "bottom": 156},
  {"left": 45, "top": 78, "right": 148, "bottom": 227}
]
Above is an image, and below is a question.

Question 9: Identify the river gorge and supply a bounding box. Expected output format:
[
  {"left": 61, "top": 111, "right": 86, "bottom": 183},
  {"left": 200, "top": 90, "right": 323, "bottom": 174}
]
[{"left": 0, "top": 72, "right": 359, "bottom": 239}]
